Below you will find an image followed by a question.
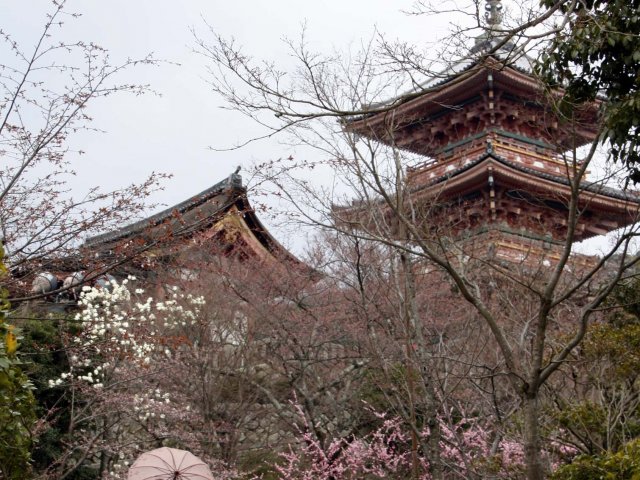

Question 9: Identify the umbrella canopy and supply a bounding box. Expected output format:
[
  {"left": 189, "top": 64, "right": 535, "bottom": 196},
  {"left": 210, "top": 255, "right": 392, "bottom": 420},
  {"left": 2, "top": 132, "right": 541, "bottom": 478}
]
[{"left": 127, "top": 447, "right": 215, "bottom": 480}]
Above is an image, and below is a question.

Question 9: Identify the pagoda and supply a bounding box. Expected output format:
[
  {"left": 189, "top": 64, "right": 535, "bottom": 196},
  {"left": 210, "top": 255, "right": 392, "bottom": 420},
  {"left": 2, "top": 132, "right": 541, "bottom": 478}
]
[{"left": 343, "top": 0, "right": 640, "bottom": 264}]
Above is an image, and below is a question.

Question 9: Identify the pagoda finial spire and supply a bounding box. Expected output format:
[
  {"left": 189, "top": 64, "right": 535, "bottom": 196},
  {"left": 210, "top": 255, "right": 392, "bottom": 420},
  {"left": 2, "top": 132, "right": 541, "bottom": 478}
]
[
  {"left": 485, "top": 0, "right": 503, "bottom": 27},
  {"left": 472, "top": 0, "right": 505, "bottom": 52}
]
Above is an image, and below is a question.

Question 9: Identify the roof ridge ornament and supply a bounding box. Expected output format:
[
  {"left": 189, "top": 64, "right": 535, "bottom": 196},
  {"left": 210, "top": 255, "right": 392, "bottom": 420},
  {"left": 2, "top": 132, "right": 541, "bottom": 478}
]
[
  {"left": 471, "top": 0, "right": 507, "bottom": 54},
  {"left": 485, "top": 0, "right": 503, "bottom": 27},
  {"left": 230, "top": 167, "right": 243, "bottom": 188}
]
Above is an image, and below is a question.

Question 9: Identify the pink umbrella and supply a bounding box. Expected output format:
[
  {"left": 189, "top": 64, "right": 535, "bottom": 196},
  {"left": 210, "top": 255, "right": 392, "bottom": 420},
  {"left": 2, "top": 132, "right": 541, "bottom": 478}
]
[{"left": 127, "top": 447, "right": 215, "bottom": 480}]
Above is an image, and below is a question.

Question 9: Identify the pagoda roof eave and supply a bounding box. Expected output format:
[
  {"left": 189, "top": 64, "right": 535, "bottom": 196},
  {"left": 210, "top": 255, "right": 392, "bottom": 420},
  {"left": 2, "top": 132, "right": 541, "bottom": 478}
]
[
  {"left": 411, "top": 152, "right": 640, "bottom": 211},
  {"left": 345, "top": 56, "right": 600, "bottom": 153},
  {"left": 346, "top": 56, "right": 540, "bottom": 129}
]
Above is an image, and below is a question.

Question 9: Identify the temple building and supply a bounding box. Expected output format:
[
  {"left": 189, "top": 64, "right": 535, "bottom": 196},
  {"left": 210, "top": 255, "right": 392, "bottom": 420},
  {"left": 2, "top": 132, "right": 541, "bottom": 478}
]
[
  {"left": 27, "top": 172, "right": 304, "bottom": 300},
  {"left": 84, "top": 172, "right": 300, "bottom": 274},
  {"left": 24, "top": 0, "right": 640, "bottom": 296},
  {"left": 342, "top": 0, "right": 640, "bottom": 265}
]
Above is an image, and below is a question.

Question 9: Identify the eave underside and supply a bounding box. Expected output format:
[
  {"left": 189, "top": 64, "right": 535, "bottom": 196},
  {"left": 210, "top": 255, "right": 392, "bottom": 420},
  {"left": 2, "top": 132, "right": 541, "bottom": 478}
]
[
  {"left": 346, "top": 64, "right": 599, "bottom": 156},
  {"left": 408, "top": 154, "right": 640, "bottom": 241}
]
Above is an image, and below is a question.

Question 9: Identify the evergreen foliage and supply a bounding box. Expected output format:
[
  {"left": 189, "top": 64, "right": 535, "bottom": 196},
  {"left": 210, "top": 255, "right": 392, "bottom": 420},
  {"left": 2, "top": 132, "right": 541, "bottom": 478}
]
[
  {"left": 538, "top": 0, "right": 640, "bottom": 181},
  {"left": 552, "top": 439, "right": 640, "bottom": 480},
  {"left": 0, "top": 245, "right": 37, "bottom": 479}
]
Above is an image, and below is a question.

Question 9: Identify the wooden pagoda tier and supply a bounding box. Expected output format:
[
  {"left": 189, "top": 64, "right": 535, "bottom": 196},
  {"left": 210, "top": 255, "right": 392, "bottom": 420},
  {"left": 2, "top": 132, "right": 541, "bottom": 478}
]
[
  {"left": 342, "top": 55, "right": 640, "bottom": 263},
  {"left": 407, "top": 141, "right": 639, "bottom": 263},
  {"left": 346, "top": 57, "right": 599, "bottom": 159}
]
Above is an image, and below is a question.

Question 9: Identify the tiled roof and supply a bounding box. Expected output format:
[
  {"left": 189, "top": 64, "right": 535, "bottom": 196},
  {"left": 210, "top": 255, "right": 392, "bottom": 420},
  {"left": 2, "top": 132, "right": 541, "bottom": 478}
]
[
  {"left": 351, "top": 46, "right": 534, "bottom": 118},
  {"left": 85, "top": 173, "right": 243, "bottom": 247}
]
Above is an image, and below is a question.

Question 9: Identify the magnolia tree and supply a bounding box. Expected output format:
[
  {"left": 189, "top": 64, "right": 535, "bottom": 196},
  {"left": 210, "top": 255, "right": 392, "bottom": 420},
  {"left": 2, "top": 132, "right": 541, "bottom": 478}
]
[{"left": 45, "top": 278, "right": 235, "bottom": 479}]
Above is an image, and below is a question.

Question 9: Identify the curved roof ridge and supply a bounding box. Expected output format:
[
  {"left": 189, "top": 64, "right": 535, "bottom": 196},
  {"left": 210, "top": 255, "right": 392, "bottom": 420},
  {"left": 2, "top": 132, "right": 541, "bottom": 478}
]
[{"left": 85, "top": 172, "right": 243, "bottom": 247}]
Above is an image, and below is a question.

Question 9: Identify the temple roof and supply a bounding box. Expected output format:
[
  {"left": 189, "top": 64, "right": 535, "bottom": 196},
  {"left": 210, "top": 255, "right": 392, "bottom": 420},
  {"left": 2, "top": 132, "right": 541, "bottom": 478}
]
[
  {"left": 403, "top": 148, "right": 640, "bottom": 241},
  {"left": 15, "top": 172, "right": 311, "bottom": 305},
  {"left": 367, "top": 49, "right": 533, "bottom": 112},
  {"left": 84, "top": 172, "right": 302, "bottom": 267},
  {"left": 333, "top": 142, "right": 640, "bottom": 243},
  {"left": 345, "top": 54, "right": 600, "bottom": 155},
  {"left": 86, "top": 174, "right": 242, "bottom": 246}
]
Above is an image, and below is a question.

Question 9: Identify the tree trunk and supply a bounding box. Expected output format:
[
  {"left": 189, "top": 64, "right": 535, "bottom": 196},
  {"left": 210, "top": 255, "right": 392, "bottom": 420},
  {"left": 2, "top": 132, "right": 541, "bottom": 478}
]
[
  {"left": 400, "top": 251, "right": 443, "bottom": 480},
  {"left": 424, "top": 385, "right": 443, "bottom": 480},
  {"left": 523, "top": 394, "right": 544, "bottom": 480}
]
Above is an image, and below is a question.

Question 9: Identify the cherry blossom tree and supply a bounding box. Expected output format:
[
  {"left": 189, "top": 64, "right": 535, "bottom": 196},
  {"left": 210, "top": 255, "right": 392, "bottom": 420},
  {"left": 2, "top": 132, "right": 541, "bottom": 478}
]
[
  {"left": 277, "top": 401, "right": 541, "bottom": 479},
  {"left": 0, "top": 0, "right": 167, "bottom": 301},
  {"left": 193, "top": 2, "right": 640, "bottom": 478}
]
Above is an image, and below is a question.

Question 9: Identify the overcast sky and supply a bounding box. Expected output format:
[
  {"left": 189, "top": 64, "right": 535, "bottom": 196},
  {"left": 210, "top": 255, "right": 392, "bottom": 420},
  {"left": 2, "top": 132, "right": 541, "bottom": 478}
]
[
  {"left": 3, "top": 0, "right": 468, "bottom": 254},
  {"left": 2, "top": 1, "right": 613, "bottom": 256}
]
